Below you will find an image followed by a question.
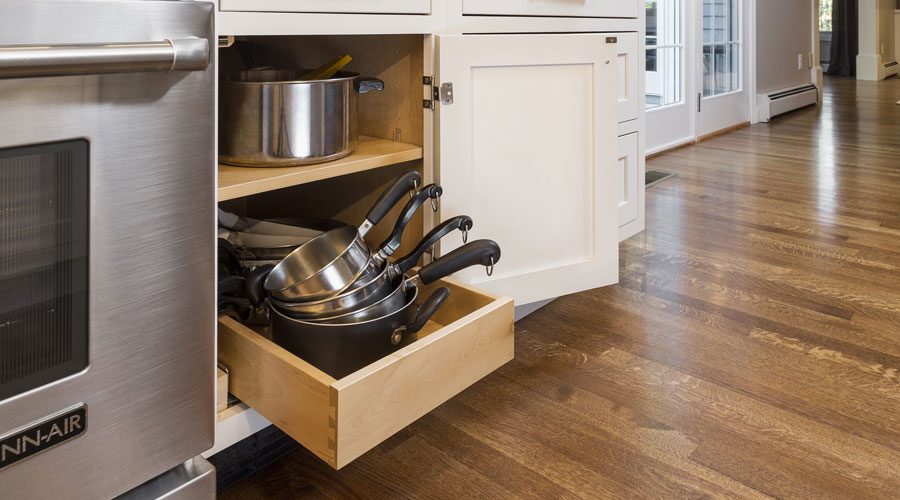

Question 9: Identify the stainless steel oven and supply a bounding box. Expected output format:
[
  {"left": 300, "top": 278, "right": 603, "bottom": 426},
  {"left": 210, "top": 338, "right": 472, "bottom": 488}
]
[{"left": 0, "top": 1, "right": 216, "bottom": 498}]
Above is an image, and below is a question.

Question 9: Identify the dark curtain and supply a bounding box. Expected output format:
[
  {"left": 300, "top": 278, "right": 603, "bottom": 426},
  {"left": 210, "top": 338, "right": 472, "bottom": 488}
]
[{"left": 827, "top": 0, "right": 858, "bottom": 76}]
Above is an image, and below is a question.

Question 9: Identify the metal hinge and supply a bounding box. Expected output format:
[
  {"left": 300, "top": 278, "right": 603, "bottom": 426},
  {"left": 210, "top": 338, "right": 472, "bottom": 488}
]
[{"left": 423, "top": 77, "right": 454, "bottom": 109}]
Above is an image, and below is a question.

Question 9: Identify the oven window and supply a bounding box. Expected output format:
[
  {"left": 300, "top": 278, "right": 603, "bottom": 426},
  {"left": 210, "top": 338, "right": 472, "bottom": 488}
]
[{"left": 0, "top": 140, "right": 88, "bottom": 401}]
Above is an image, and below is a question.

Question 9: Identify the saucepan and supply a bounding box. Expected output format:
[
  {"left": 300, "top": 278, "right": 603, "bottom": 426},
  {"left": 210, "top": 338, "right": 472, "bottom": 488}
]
[
  {"left": 269, "top": 286, "right": 450, "bottom": 379},
  {"left": 219, "top": 69, "right": 385, "bottom": 167},
  {"left": 265, "top": 240, "right": 500, "bottom": 378}
]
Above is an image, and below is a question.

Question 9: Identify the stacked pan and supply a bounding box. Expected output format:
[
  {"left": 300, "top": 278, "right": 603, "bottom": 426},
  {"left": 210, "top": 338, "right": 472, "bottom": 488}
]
[{"left": 243, "top": 171, "right": 501, "bottom": 378}]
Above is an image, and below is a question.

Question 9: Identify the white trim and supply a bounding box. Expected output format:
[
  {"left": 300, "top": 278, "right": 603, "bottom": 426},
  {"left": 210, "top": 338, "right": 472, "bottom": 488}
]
[
  {"left": 204, "top": 404, "right": 271, "bottom": 458},
  {"left": 646, "top": 136, "right": 696, "bottom": 156},
  {"left": 646, "top": 100, "right": 689, "bottom": 114},
  {"left": 748, "top": 0, "right": 758, "bottom": 123}
]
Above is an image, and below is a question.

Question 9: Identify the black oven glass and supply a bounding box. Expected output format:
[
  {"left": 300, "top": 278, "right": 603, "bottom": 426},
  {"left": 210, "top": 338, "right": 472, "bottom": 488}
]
[{"left": 0, "top": 140, "right": 88, "bottom": 401}]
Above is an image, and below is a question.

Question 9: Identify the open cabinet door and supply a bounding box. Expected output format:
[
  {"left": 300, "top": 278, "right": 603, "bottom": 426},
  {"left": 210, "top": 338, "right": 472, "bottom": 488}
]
[{"left": 434, "top": 34, "right": 620, "bottom": 306}]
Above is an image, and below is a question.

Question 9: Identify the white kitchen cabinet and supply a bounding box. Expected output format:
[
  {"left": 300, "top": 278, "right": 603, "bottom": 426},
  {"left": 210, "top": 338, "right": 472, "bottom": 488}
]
[
  {"left": 615, "top": 32, "right": 640, "bottom": 124},
  {"left": 218, "top": 0, "right": 431, "bottom": 14},
  {"left": 434, "top": 34, "right": 620, "bottom": 306},
  {"left": 212, "top": 4, "right": 647, "bottom": 466},
  {"left": 617, "top": 132, "right": 639, "bottom": 227},
  {"left": 461, "top": 0, "right": 638, "bottom": 19}
]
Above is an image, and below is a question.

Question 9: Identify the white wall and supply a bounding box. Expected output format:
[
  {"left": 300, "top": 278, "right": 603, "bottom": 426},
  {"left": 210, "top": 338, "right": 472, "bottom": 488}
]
[
  {"left": 858, "top": 0, "right": 897, "bottom": 79},
  {"left": 879, "top": 0, "right": 896, "bottom": 61},
  {"left": 896, "top": 9, "right": 900, "bottom": 63},
  {"left": 755, "top": 0, "right": 814, "bottom": 93}
]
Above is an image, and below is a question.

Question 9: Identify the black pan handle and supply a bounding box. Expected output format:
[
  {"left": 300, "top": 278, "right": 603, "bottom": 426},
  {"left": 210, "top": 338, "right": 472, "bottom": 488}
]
[
  {"left": 404, "top": 287, "right": 451, "bottom": 336},
  {"left": 218, "top": 238, "right": 245, "bottom": 278},
  {"left": 362, "top": 170, "right": 423, "bottom": 233},
  {"left": 375, "top": 184, "right": 443, "bottom": 261},
  {"left": 356, "top": 77, "right": 385, "bottom": 94},
  {"left": 417, "top": 240, "right": 501, "bottom": 286},
  {"left": 245, "top": 264, "right": 274, "bottom": 307},
  {"left": 218, "top": 275, "right": 246, "bottom": 296},
  {"left": 394, "top": 216, "right": 474, "bottom": 275}
]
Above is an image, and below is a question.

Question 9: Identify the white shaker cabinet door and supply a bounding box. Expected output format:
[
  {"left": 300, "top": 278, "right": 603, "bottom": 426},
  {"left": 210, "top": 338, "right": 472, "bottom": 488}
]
[
  {"left": 617, "top": 132, "right": 640, "bottom": 227},
  {"left": 434, "top": 34, "right": 620, "bottom": 306},
  {"left": 615, "top": 32, "right": 641, "bottom": 124}
]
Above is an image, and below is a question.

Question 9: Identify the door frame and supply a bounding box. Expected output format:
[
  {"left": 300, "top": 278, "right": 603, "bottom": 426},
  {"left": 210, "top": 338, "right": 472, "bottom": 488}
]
[
  {"left": 645, "top": 0, "right": 697, "bottom": 155},
  {"left": 695, "top": 0, "right": 756, "bottom": 136},
  {"left": 645, "top": 0, "right": 757, "bottom": 153}
]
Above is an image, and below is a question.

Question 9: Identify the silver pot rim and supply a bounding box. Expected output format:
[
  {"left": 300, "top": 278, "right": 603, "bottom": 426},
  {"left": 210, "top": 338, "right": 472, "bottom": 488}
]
[{"left": 222, "top": 68, "right": 360, "bottom": 86}]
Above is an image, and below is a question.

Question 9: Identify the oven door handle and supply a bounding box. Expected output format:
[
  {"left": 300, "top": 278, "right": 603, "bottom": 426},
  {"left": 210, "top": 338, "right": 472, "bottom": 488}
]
[{"left": 0, "top": 37, "right": 209, "bottom": 79}]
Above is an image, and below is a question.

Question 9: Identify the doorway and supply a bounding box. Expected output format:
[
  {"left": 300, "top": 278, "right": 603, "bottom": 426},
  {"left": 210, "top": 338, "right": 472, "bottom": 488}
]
[
  {"left": 696, "top": 0, "right": 751, "bottom": 137},
  {"left": 645, "top": 0, "right": 754, "bottom": 153}
]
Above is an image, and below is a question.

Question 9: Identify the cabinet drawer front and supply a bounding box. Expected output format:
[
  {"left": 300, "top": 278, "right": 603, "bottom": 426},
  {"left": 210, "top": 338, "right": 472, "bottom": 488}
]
[
  {"left": 219, "top": 0, "right": 431, "bottom": 14},
  {"left": 616, "top": 32, "right": 640, "bottom": 124},
  {"left": 617, "top": 132, "right": 640, "bottom": 227},
  {"left": 462, "top": 0, "right": 638, "bottom": 18},
  {"left": 218, "top": 278, "right": 513, "bottom": 469}
]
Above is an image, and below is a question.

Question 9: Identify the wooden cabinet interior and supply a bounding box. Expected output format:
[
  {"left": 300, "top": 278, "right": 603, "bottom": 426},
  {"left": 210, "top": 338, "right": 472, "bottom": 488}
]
[
  {"left": 219, "top": 162, "right": 428, "bottom": 264},
  {"left": 218, "top": 35, "right": 428, "bottom": 254},
  {"left": 219, "top": 34, "right": 424, "bottom": 146}
]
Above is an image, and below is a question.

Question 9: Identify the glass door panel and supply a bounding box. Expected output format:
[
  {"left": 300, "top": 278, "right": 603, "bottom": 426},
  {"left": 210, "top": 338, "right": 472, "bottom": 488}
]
[
  {"left": 702, "top": 0, "right": 741, "bottom": 97},
  {"left": 696, "top": 0, "right": 749, "bottom": 137},
  {"left": 646, "top": 0, "right": 684, "bottom": 109},
  {"left": 645, "top": 0, "right": 695, "bottom": 154}
]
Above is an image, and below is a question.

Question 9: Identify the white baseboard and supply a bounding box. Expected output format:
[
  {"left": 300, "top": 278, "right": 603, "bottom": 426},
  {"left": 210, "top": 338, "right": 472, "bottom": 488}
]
[
  {"left": 857, "top": 53, "right": 883, "bottom": 81},
  {"left": 646, "top": 137, "right": 695, "bottom": 157}
]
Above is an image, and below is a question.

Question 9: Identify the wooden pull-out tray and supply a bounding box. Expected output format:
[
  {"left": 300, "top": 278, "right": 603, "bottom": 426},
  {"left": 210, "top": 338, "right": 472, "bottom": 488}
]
[{"left": 218, "top": 277, "right": 514, "bottom": 469}]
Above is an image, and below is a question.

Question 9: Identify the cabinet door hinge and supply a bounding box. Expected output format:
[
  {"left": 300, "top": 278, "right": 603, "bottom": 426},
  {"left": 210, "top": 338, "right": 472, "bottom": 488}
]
[{"left": 423, "top": 78, "right": 453, "bottom": 109}]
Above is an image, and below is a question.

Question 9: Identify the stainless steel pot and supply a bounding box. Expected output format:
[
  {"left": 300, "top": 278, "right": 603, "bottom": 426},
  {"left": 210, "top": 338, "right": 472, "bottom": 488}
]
[{"left": 219, "top": 69, "right": 385, "bottom": 167}]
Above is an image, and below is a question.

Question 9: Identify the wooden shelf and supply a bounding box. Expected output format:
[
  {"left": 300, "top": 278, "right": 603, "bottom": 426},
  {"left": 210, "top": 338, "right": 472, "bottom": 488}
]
[{"left": 218, "top": 136, "right": 423, "bottom": 201}]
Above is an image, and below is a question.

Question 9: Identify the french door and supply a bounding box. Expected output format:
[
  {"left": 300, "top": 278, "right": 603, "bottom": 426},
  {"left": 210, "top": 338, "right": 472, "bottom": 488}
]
[
  {"left": 645, "top": 0, "right": 751, "bottom": 152},
  {"left": 695, "top": 0, "right": 750, "bottom": 137},
  {"left": 645, "top": 0, "right": 693, "bottom": 154}
]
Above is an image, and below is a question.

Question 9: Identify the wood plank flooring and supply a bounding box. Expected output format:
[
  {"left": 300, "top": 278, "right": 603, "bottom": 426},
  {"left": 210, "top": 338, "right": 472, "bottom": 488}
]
[{"left": 220, "top": 76, "right": 900, "bottom": 500}]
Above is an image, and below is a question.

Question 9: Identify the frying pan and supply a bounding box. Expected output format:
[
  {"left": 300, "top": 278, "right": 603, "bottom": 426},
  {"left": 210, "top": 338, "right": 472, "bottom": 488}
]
[
  {"left": 271, "top": 215, "right": 473, "bottom": 319},
  {"left": 264, "top": 170, "right": 421, "bottom": 302},
  {"left": 311, "top": 239, "right": 500, "bottom": 325},
  {"left": 344, "top": 183, "right": 443, "bottom": 292}
]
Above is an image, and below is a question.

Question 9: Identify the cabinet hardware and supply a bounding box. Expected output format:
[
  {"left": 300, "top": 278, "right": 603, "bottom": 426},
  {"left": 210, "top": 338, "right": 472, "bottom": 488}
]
[
  {"left": 440, "top": 82, "right": 454, "bottom": 105},
  {"left": 606, "top": 37, "right": 618, "bottom": 44},
  {"left": 422, "top": 81, "right": 454, "bottom": 109}
]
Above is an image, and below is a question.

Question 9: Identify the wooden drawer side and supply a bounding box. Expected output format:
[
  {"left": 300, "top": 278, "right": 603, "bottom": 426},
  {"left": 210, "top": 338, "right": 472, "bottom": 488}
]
[
  {"left": 331, "top": 287, "right": 514, "bottom": 468},
  {"left": 218, "top": 316, "right": 340, "bottom": 467}
]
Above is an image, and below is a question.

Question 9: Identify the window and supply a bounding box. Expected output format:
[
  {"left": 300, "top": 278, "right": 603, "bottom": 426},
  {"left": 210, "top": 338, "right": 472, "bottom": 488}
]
[
  {"left": 702, "top": 0, "right": 740, "bottom": 97},
  {"left": 646, "top": 0, "right": 684, "bottom": 109},
  {"left": 819, "top": 0, "right": 833, "bottom": 32}
]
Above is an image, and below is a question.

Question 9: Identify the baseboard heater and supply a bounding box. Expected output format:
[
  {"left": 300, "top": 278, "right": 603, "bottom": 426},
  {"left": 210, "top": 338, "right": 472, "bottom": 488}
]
[
  {"left": 883, "top": 60, "right": 899, "bottom": 78},
  {"left": 757, "top": 84, "right": 818, "bottom": 122}
]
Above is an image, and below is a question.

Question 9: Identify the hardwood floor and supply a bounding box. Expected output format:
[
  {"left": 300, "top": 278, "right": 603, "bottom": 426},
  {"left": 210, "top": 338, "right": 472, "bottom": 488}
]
[{"left": 220, "top": 76, "right": 900, "bottom": 500}]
